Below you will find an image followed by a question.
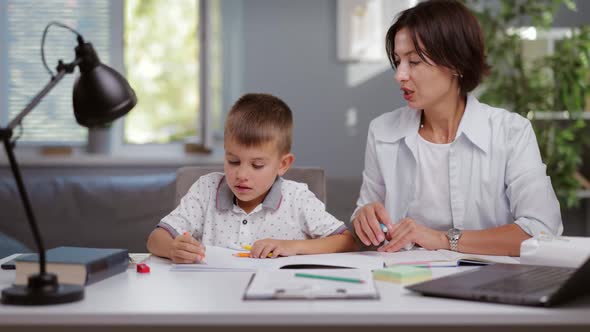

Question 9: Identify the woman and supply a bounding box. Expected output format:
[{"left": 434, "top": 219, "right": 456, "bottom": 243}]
[{"left": 351, "top": 0, "right": 562, "bottom": 256}]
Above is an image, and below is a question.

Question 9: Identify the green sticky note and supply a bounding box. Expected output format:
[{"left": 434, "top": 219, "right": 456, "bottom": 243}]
[{"left": 373, "top": 266, "right": 432, "bottom": 284}]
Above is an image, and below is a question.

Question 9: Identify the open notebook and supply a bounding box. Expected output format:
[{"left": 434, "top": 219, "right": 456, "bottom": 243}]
[
  {"left": 171, "top": 246, "right": 384, "bottom": 272},
  {"left": 373, "top": 248, "right": 519, "bottom": 267}
]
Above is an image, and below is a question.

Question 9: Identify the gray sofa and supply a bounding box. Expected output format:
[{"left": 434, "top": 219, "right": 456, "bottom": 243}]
[
  {"left": 0, "top": 167, "right": 326, "bottom": 257},
  {"left": 0, "top": 174, "right": 176, "bottom": 255}
]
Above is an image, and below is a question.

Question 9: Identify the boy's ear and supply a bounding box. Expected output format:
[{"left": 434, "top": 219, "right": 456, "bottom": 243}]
[{"left": 277, "top": 153, "right": 295, "bottom": 176}]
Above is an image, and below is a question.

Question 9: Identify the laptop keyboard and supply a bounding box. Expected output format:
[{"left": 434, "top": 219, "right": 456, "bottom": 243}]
[{"left": 475, "top": 266, "right": 575, "bottom": 294}]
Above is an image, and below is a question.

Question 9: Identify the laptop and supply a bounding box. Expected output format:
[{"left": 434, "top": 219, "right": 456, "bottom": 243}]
[{"left": 406, "top": 257, "right": 590, "bottom": 307}]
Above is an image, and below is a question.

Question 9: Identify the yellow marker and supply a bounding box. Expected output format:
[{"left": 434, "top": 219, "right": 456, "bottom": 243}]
[{"left": 242, "top": 244, "right": 252, "bottom": 250}]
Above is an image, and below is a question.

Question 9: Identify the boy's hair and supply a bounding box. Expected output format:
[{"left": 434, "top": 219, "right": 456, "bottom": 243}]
[{"left": 224, "top": 93, "right": 293, "bottom": 155}]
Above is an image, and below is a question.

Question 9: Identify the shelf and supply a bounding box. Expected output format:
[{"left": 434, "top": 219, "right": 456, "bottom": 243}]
[{"left": 527, "top": 111, "right": 590, "bottom": 120}]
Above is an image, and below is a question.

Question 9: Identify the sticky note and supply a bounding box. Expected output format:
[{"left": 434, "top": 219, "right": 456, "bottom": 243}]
[{"left": 373, "top": 266, "right": 432, "bottom": 284}]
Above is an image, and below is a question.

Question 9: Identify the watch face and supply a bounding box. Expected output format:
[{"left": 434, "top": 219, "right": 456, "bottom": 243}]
[{"left": 447, "top": 228, "right": 461, "bottom": 239}]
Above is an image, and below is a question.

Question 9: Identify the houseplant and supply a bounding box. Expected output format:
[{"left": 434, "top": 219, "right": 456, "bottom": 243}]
[{"left": 465, "top": 0, "right": 590, "bottom": 207}]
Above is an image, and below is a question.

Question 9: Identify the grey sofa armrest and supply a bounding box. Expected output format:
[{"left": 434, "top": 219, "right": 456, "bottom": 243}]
[{"left": 0, "top": 174, "right": 176, "bottom": 252}]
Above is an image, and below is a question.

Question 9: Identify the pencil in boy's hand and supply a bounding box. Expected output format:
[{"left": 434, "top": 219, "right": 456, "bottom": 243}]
[
  {"left": 183, "top": 231, "right": 206, "bottom": 262},
  {"left": 294, "top": 272, "right": 365, "bottom": 284}
]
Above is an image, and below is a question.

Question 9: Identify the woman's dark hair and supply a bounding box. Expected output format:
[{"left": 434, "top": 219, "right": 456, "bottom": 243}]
[{"left": 385, "top": 0, "right": 490, "bottom": 96}]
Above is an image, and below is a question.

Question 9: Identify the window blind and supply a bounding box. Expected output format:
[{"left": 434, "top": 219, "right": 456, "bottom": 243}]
[{"left": 5, "top": 0, "right": 111, "bottom": 143}]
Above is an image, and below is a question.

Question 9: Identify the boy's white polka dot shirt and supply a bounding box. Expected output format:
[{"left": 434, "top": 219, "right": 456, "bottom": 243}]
[{"left": 157, "top": 172, "right": 347, "bottom": 250}]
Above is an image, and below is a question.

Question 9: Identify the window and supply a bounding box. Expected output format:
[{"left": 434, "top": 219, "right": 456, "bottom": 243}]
[
  {"left": 0, "top": 0, "right": 222, "bottom": 150},
  {"left": 2, "top": 0, "right": 111, "bottom": 144}
]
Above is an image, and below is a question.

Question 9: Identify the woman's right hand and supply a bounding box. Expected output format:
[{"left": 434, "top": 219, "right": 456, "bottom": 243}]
[
  {"left": 169, "top": 232, "right": 206, "bottom": 264},
  {"left": 351, "top": 202, "right": 393, "bottom": 246}
]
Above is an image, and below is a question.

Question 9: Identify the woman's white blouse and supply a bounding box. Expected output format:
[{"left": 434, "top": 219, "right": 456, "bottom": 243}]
[
  {"left": 354, "top": 95, "right": 563, "bottom": 237},
  {"left": 405, "top": 136, "right": 453, "bottom": 231}
]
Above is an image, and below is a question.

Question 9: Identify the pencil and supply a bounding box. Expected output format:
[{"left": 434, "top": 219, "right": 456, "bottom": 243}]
[
  {"left": 233, "top": 252, "right": 273, "bottom": 258},
  {"left": 294, "top": 273, "right": 365, "bottom": 284}
]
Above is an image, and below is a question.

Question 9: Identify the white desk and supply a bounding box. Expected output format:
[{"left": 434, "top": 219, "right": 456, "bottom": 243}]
[{"left": 1, "top": 254, "right": 589, "bottom": 332}]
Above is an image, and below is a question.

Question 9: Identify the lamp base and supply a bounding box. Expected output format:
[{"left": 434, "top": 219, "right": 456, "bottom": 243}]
[{"left": 1, "top": 273, "right": 84, "bottom": 305}]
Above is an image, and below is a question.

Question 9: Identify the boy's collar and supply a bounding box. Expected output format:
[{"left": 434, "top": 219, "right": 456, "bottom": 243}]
[{"left": 215, "top": 176, "right": 283, "bottom": 211}]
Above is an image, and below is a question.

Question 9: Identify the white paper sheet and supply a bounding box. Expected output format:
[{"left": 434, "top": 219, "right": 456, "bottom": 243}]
[{"left": 171, "top": 246, "right": 385, "bottom": 272}]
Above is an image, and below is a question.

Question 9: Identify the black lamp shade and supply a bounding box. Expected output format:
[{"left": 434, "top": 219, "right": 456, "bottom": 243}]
[{"left": 73, "top": 64, "right": 137, "bottom": 128}]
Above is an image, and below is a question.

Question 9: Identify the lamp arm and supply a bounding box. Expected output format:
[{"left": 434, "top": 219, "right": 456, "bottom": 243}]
[
  {"left": 0, "top": 59, "right": 77, "bottom": 274},
  {"left": 7, "top": 59, "right": 78, "bottom": 131}
]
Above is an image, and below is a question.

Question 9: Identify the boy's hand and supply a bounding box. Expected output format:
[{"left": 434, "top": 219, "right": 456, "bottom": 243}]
[
  {"left": 250, "top": 239, "right": 299, "bottom": 258},
  {"left": 169, "top": 232, "right": 206, "bottom": 264}
]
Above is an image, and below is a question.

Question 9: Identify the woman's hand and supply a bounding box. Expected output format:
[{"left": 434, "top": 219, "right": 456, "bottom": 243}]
[
  {"left": 379, "top": 217, "right": 447, "bottom": 252},
  {"left": 351, "top": 202, "right": 393, "bottom": 246},
  {"left": 169, "top": 232, "right": 206, "bottom": 263},
  {"left": 250, "top": 239, "right": 299, "bottom": 258}
]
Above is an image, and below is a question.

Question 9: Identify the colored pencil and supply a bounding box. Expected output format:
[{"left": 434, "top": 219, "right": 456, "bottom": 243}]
[
  {"left": 233, "top": 252, "right": 273, "bottom": 258},
  {"left": 294, "top": 272, "right": 365, "bottom": 284}
]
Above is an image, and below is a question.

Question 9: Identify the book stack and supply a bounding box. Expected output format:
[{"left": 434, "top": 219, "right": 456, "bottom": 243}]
[{"left": 15, "top": 246, "right": 129, "bottom": 286}]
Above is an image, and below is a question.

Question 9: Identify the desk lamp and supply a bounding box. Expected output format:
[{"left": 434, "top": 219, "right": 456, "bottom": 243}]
[{"left": 0, "top": 22, "right": 136, "bottom": 305}]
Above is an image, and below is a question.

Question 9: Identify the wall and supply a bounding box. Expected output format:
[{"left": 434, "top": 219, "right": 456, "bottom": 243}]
[
  {"left": 2, "top": 0, "right": 589, "bottom": 237},
  {"left": 554, "top": 0, "right": 590, "bottom": 26},
  {"left": 231, "top": 0, "right": 590, "bottom": 230},
  {"left": 229, "top": 0, "right": 403, "bottom": 221}
]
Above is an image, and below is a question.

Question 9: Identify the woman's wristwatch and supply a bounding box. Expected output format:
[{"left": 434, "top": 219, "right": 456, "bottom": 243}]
[{"left": 446, "top": 228, "right": 462, "bottom": 251}]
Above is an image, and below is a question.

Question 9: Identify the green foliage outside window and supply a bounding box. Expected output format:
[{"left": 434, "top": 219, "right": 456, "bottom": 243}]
[{"left": 124, "top": 0, "right": 199, "bottom": 144}]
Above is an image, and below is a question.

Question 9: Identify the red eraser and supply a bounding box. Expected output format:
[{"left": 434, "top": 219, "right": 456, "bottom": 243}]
[{"left": 136, "top": 263, "right": 150, "bottom": 273}]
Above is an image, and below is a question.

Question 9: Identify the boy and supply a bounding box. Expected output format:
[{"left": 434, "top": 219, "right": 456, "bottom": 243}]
[{"left": 147, "top": 93, "right": 357, "bottom": 263}]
